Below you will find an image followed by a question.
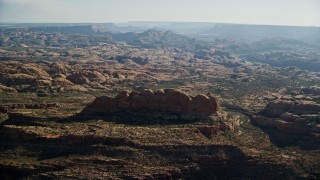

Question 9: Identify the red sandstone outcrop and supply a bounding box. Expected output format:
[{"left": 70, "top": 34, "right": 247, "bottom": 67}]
[
  {"left": 262, "top": 100, "right": 320, "bottom": 117},
  {"left": 0, "top": 83, "right": 17, "bottom": 93},
  {"left": 81, "top": 89, "right": 219, "bottom": 122},
  {"left": 52, "top": 74, "right": 74, "bottom": 87},
  {"left": 0, "top": 62, "right": 53, "bottom": 87},
  {"left": 251, "top": 100, "right": 320, "bottom": 136},
  {"left": 66, "top": 71, "right": 107, "bottom": 85},
  {"left": 251, "top": 115, "right": 314, "bottom": 135}
]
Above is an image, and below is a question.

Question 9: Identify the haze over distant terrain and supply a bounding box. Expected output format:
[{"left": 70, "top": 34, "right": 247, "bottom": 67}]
[{"left": 0, "top": 0, "right": 319, "bottom": 26}]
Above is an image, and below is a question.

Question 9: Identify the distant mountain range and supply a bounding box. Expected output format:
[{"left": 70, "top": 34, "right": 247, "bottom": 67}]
[
  {"left": 231, "top": 37, "right": 320, "bottom": 72},
  {"left": 110, "top": 29, "right": 207, "bottom": 51},
  {"left": 1, "top": 22, "right": 320, "bottom": 45},
  {"left": 1, "top": 22, "right": 320, "bottom": 72},
  {"left": 109, "top": 22, "right": 320, "bottom": 46}
]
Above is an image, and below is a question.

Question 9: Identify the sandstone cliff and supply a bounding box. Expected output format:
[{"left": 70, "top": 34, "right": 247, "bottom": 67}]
[
  {"left": 251, "top": 100, "right": 320, "bottom": 139},
  {"left": 80, "top": 89, "right": 219, "bottom": 122}
]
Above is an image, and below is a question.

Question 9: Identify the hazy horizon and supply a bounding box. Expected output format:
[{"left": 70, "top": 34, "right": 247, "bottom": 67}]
[{"left": 0, "top": 0, "right": 319, "bottom": 27}]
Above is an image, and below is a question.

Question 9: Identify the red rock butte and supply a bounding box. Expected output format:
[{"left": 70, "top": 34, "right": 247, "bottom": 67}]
[{"left": 81, "top": 89, "right": 219, "bottom": 122}]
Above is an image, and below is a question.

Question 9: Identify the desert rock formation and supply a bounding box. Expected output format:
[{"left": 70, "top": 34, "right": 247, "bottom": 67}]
[
  {"left": 81, "top": 89, "right": 219, "bottom": 122},
  {"left": 251, "top": 100, "right": 320, "bottom": 138}
]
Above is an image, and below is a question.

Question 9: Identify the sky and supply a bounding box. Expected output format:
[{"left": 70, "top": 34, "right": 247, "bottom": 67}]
[{"left": 0, "top": 0, "right": 319, "bottom": 26}]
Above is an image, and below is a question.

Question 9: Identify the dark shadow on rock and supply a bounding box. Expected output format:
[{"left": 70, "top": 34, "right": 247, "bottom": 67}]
[
  {"left": 0, "top": 135, "right": 301, "bottom": 179},
  {"left": 252, "top": 125, "right": 320, "bottom": 150},
  {"left": 64, "top": 110, "right": 215, "bottom": 126},
  {"left": 132, "top": 145, "right": 299, "bottom": 179},
  {"left": 0, "top": 131, "right": 136, "bottom": 161},
  {"left": 232, "top": 109, "right": 320, "bottom": 151},
  {"left": 0, "top": 114, "right": 65, "bottom": 127}
]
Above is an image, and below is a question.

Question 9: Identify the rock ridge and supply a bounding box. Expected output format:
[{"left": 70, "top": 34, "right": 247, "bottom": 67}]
[
  {"left": 80, "top": 89, "right": 219, "bottom": 122},
  {"left": 251, "top": 100, "right": 320, "bottom": 140}
]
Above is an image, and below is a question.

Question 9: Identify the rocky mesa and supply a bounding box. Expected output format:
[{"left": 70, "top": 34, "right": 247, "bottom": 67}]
[{"left": 80, "top": 89, "right": 220, "bottom": 123}]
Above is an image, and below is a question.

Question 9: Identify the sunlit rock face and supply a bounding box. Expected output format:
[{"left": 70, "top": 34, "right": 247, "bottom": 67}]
[
  {"left": 251, "top": 100, "right": 320, "bottom": 137},
  {"left": 81, "top": 89, "right": 219, "bottom": 122}
]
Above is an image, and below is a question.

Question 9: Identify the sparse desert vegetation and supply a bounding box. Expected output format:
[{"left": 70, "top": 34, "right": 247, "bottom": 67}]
[{"left": 0, "top": 23, "right": 320, "bottom": 179}]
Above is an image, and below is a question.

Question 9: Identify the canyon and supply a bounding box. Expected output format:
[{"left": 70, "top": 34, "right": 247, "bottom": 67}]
[{"left": 0, "top": 26, "right": 319, "bottom": 179}]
